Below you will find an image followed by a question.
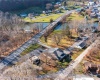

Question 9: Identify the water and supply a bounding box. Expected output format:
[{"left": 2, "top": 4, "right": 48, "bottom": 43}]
[
  {"left": 23, "top": 22, "right": 68, "bottom": 31},
  {"left": 93, "top": 22, "right": 98, "bottom": 28},
  {"left": 23, "top": 22, "right": 49, "bottom": 31},
  {"left": 54, "top": 22, "right": 99, "bottom": 30},
  {"left": 23, "top": 22, "right": 98, "bottom": 32},
  {"left": 54, "top": 23, "right": 68, "bottom": 30}
]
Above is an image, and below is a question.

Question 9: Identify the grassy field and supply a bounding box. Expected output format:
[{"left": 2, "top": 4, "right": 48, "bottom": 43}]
[
  {"left": 23, "top": 5, "right": 82, "bottom": 23},
  {"left": 21, "top": 44, "right": 40, "bottom": 56},
  {"left": 67, "top": 12, "right": 84, "bottom": 21},
  {"left": 24, "top": 13, "right": 65, "bottom": 23},
  {"left": 40, "top": 30, "right": 74, "bottom": 49}
]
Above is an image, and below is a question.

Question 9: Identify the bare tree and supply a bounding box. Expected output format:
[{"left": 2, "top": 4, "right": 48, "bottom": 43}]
[
  {"left": 0, "top": 11, "right": 35, "bottom": 57},
  {"left": 52, "top": 33, "right": 62, "bottom": 45}
]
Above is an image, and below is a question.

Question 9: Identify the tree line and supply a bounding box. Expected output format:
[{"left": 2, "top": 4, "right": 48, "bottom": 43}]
[{"left": 0, "top": 11, "right": 43, "bottom": 58}]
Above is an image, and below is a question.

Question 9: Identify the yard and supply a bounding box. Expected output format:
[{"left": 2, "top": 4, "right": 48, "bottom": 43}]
[
  {"left": 38, "top": 47, "right": 84, "bottom": 75},
  {"left": 40, "top": 30, "right": 75, "bottom": 49}
]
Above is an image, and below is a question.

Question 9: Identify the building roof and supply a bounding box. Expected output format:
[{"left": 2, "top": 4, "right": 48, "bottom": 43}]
[
  {"left": 79, "top": 41, "right": 86, "bottom": 48},
  {"left": 73, "top": 40, "right": 86, "bottom": 49}
]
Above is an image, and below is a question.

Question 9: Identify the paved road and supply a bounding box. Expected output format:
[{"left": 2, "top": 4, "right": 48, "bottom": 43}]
[
  {"left": 0, "top": 9, "right": 80, "bottom": 71},
  {"left": 54, "top": 37, "right": 100, "bottom": 80}
]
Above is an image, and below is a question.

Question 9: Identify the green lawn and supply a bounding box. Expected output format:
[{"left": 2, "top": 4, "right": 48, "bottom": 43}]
[
  {"left": 23, "top": 9, "right": 67, "bottom": 23},
  {"left": 21, "top": 44, "right": 40, "bottom": 56},
  {"left": 57, "top": 61, "right": 69, "bottom": 69},
  {"left": 24, "top": 13, "right": 64, "bottom": 23}
]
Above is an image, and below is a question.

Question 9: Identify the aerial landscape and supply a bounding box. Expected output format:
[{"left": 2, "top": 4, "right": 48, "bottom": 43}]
[{"left": 0, "top": 0, "right": 100, "bottom": 80}]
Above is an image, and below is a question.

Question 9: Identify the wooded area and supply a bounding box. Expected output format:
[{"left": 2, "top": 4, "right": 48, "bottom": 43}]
[
  {"left": 0, "top": 0, "right": 59, "bottom": 12},
  {"left": 0, "top": 11, "right": 41, "bottom": 58}
]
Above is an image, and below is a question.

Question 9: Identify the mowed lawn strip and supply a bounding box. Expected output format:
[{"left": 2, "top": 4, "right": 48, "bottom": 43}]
[
  {"left": 21, "top": 44, "right": 40, "bottom": 56},
  {"left": 24, "top": 14, "right": 63, "bottom": 23},
  {"left": 24, "top": 12, "right": 65, "bottom": 23}
]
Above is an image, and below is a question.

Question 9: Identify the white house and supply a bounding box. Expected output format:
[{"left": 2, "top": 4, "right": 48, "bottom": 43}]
[{"left": 88, "top": 1, "right": 94, "bottom": 6}]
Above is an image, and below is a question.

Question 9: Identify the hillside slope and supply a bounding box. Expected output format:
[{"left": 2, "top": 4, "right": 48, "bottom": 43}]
[{"left": 0, "top": 0, "right": 58, "bottom": 12}]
